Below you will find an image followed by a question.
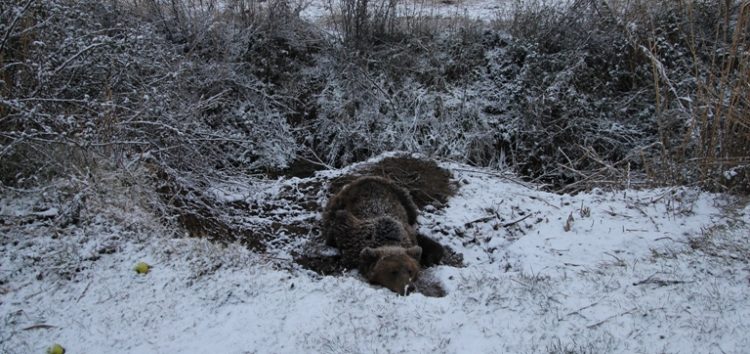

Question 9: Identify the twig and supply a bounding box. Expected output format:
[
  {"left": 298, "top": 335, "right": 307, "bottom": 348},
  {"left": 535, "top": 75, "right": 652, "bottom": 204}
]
[
  {"left": 0, "top": 0, "right": 35, "bottom": 53},
  {"left": 76, "top": 279, "right": 93, "bottom": 303},
  {"left": 464, "top": 215, "right": 495, "bottom": 228},
  {"left": 629, "top": 203, "right": 660, "bottom": 232},
  {"left": 502, "top": 213, "right": 532, "bottom": 228},
  {"left": 302, "top": 146, "right": 334, "bottom": 170},
  {"left": 603, "top": 252, "right": 623, "bottom": 264},
  {"left": 451, "top": 168, "right": 539, "bottom": 189},
  {"left": 528, "top": 195, "right": 560, "bottom": 210},
  {"left": 578, "top": 145, "right": 612, "bottom": 171},
  {"left": 260, "top": 255, "right": 294, "bottom": 263},
  {"left": 638, "top": 44, "right": 686, "bottom": 111},
  {"left": 50, "top": 42, "right": 110, "bottom": 78},
  {"left": 654, "top": 236, "right": 675, "bottom": 242},
  {"left": 605, "top": 207, "right": 633, "bottom": 219},
  {"left": 566, "top": 301, "right": 598, "bottom": 317},
  {"left": 633, "top": 274, "right": 692, "bottom": 287},
  {"left": 22, "top": 323, "right": 57, "bottom": 331},
  {"left": 587, "top": 307, "right": 637, "bottom": 328}
]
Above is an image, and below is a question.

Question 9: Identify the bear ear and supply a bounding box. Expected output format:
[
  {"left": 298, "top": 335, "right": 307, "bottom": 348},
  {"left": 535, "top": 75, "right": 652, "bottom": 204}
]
[
  {"left": 360, "top": 247, "right": 380, "bottom": 262},
  {"left": 406, "top": 246, "right": 422, "bottom": 261}
]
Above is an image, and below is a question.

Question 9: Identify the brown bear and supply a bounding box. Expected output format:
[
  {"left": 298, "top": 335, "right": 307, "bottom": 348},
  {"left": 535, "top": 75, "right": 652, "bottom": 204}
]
[{"left": 322, "top": 176, "right": 443, "bottom": 295}]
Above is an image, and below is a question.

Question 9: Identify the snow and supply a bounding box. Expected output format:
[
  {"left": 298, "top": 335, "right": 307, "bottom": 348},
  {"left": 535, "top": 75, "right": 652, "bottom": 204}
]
[
  {"left": 4, "top": 0, "right": 747, "bottom": 351},
  {"left": 1, "top": 156, "right": 749, "bottom": 354},
  {"left": 300, "top": 0, "right": 517, "bottom": 24}
]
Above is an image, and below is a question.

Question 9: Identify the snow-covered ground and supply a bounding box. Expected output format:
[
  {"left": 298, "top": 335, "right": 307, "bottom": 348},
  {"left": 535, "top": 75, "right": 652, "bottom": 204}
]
[
  {"left": 300, "top": 0, "right": 516, "bottom": 24},
  {"left": 1, "top": 156, "right": 748, "bottom": 353}
]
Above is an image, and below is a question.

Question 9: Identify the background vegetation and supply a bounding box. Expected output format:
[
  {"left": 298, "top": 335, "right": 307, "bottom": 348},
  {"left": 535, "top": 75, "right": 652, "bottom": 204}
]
[{"left": 2, "top": 0, "right": 748, "bottom": 199}]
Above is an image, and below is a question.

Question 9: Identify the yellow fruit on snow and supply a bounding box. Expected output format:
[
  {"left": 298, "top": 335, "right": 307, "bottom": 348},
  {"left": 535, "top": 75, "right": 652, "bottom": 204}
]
[
  {"left": 47, "top": 343, "right": 65, "bottom": 354},
  {"left": 133, "top": 262, "right": 151, "bottom": 274}
]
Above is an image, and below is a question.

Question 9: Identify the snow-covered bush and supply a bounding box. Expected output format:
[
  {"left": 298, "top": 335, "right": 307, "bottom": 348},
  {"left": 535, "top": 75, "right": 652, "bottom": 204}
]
[
  {"left": 229, "top": 101, "right": 298, "bottom": 170},
  {"left": 1, "top": 0, "right": 317, "bottom": 244},
  {"left": 1, "top": 1, "right": 174, "bottom": 186},
  {"left": 491, "top": 0, "right": 749, "bottom": 191},
  {"left": 1, "top": 0, "right": 316, "bottom": 188},
  {"left": 2, "top": 0, "right": 747, "bottom": 198}
]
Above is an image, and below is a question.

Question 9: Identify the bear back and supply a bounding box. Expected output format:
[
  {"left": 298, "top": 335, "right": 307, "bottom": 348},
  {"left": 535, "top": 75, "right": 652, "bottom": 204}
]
[
  {"left": 327, "top": 176, "right": 418, "bottom": 225},
  {"left": 322, "top": 176, "right": 420, "bottom": 267}
]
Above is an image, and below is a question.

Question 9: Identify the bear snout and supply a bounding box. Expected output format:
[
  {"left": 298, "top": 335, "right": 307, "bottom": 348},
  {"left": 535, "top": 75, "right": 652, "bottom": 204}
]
[
  {"left": 368, "top": 253, "right": 421, "bottom": 295},
  {"left": 403, "top": 282, "right": 417, "bottom": 296},
  {"left": 379, "top": 277, "right": 417, "bottom": 296}
]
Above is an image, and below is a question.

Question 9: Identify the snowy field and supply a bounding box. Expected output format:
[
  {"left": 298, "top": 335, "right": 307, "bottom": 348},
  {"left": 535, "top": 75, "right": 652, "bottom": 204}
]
[
  {"left": 1, "top": 155, "right": 749, "bottom": 354},
  {"left": 299, "top": 0, "right": 516, "bottom": 24}
]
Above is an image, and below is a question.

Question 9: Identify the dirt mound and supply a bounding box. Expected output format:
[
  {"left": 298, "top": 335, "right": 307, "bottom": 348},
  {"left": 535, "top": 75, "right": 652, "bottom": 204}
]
[
  {"left": 292, "top": 253, "right": 345, "bottom": 275},
  {"left": 150, "top": 165, "right": 323, "bottom": 250},
  {"left": 329, "top": 155, "right": 456, "bottom": 209},
  {"left": 150, "top": 155, "right": 461, "bottom": 297}
]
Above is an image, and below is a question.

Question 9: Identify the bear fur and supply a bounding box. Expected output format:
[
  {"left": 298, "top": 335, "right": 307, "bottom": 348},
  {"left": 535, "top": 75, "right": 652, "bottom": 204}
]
[
  {"left": 415, "top": 233, "right": 445, "bottom": 267},
  {"left": 322, "top": 176, "right": 444, "bottom": 294}
]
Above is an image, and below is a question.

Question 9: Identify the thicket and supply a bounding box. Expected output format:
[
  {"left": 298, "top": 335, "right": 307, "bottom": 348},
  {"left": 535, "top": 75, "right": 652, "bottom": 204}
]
[{"left": 2, "top": 0, "right": 748, "bottom": 199}]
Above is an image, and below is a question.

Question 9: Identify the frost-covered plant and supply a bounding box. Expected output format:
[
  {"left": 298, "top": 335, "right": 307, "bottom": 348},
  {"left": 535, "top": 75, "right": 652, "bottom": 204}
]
[
  {"left": 2, "top": 0, "right": 747, "bottom": 199},
  {"left": 483, "top": 0, "right": 750, "bottom": 191},
  {"left": 229, "top": 101, "right": 298, "bottom": 170}
]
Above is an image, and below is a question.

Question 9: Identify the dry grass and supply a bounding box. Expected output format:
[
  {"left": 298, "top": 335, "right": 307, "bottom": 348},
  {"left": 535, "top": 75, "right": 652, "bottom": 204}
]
[
  {"left": 686, "top": 1, "right": 750, "bottom": 191},
  {"left": 499, "top": 0, "right": 750, "bottom": 193},
  {"left": 625, "top": 0, "right": 750, "bottom": 191}
]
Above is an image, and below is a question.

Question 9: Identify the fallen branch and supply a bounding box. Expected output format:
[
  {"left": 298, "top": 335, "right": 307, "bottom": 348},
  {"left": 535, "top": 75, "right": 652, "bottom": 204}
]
[
  {"left": 587, "top": 307, "right": 637, "bottom": 328},
  {"left": 464, "top": 212, "right": 533, "bottom": 229},
  {"left": 565, "top": 302, "right": 599, "bottom": 321},
  {"left": 502, "top": 213, "right": 532, "bottom": 228},
  {"left": 464, "top": 215, "right": 495, "bottom": 228},
  {"left": 633, "top": 274, "right": 692, "bottom": 287},
  {"left": 22, "top": 323, "right": 57, "bottom": 331}
]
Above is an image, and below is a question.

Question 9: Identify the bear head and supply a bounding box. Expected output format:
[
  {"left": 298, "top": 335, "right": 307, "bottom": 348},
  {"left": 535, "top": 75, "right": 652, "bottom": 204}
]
[{"left": 360, "top": 246, "right": 422, "bottom": 295}]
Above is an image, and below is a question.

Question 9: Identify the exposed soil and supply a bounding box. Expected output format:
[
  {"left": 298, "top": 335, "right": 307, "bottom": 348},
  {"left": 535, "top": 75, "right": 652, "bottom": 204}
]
[
  {"left": 267, "top": 158, "right": 328, "bottom": 179},
  {"left": 328, "top": 155, "right": 457, "bottom": 209},
  {"left": 150, "top": 165, "right": 269, "bottom": 251},
  {"left": 151, "top": 156, "right": 462, "bottom": 296},
  {"left": 439, "top": 245, "right": 465, "bottom": 267},
  {"left": 414, "top": 275, "right": 447, "bottom": 298},
  {"left": 293, "top": 253, "right": 346, "bottom": 275}
]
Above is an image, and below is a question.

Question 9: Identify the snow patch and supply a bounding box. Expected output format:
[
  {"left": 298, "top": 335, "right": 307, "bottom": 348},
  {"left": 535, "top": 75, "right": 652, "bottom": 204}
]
[{"left": 1, "top": 159, "right": 749, "bottom": 353}]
